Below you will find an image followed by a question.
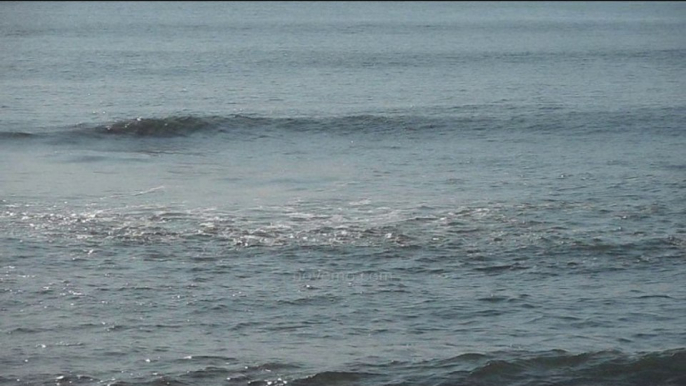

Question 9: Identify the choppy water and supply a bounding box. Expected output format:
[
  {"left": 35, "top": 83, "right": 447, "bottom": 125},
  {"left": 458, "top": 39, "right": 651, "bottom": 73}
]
[{"left": 2, "top": 2, "right": 686, "bottom": 386}]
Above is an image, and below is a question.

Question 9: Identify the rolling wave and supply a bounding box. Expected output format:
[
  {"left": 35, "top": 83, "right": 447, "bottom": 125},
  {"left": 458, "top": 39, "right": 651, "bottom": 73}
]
[
  {"left": 83, "top": 114, "right": 449, "bottom": 138},
  {"left": 1, "top": 105, "right": 682, "bottom": 143},
  {"left": 5, "top": 349, "right": 684, "bottom": 386}
]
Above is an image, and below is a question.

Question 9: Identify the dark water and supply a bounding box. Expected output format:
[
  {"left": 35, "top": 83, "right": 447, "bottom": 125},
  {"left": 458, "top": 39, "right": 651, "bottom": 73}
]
[{"left": 1, "top": 2, "right": 686, "bottom": 385}]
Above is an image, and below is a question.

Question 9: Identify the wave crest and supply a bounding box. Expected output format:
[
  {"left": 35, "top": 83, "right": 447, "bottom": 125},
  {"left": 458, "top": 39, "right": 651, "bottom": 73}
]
[{"left": 97, "top": 115, "right": 224, "bottom": 137}]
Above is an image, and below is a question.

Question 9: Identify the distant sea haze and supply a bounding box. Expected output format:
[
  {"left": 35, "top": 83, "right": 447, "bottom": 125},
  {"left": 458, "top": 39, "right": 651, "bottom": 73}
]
[{"left": 1, "top": 2, "right": 685, "bottom": 386}]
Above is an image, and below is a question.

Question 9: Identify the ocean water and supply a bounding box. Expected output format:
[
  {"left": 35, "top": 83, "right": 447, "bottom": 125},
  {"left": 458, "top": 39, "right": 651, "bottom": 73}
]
[{"left": 1, "top": 2, "right": 686, "bottom": 385}]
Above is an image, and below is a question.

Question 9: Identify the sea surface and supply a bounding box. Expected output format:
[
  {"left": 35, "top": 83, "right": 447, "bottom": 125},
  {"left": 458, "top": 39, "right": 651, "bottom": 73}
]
[{"left": 1, "top": 2, "right": 686, "bottom": 385}]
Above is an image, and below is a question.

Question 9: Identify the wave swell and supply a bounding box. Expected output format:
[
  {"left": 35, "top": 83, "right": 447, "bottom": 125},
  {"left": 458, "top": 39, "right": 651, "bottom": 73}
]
[
  {"left": 6, "top": 349, "right": 684, "bottom": 386},
  {"left": 86, "top": 114, "right": 448, "bottom": 138},
  {"left": 2, "top": 105, "right": 681, "bottom": 142}
]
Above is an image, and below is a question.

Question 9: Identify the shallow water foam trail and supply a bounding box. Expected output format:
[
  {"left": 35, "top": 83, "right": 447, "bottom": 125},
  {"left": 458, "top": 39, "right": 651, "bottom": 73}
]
[{"left": 3, "top": 198, "right": 683, "bottom": 262}]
